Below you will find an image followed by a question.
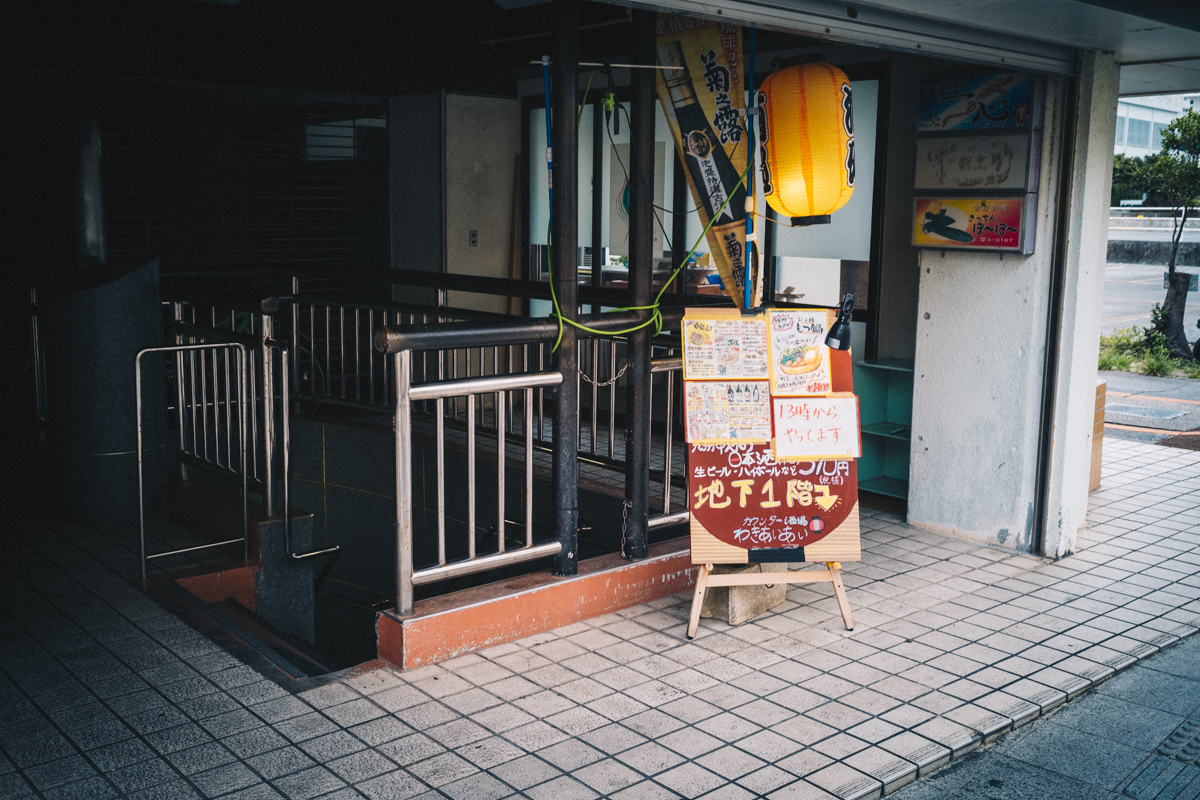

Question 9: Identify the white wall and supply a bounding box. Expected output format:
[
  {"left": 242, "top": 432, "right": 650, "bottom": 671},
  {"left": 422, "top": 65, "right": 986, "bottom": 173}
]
[
  {"left": 907, "top": 54, "right": 1119, "bottom": 556},
  {"left": 528, "top": 102, "right": 678, "bottom": 256}
]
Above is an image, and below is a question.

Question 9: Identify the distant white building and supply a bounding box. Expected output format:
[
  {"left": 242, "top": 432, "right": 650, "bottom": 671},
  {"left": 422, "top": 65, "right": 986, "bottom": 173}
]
[{"left": 1114, "top": 94, "right": 1195, "bottom": 157}]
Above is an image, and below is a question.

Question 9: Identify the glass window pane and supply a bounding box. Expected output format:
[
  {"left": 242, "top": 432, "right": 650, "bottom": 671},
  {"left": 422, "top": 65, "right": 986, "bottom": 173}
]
[
  {"left": 1153, "top": 122, "right": 1167, "bottom": 150},
  {"left": 1128, "top": 118, "right": 1151, "bottom": 148}
]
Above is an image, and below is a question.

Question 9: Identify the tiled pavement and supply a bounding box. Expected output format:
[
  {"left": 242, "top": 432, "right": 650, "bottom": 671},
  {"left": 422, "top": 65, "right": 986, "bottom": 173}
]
[
  {"left": 888, "top": 631, "right": 1200, "bottom": 800},
  {"left": 3, "top": 438, "right": 1200, "bottom": 799}
]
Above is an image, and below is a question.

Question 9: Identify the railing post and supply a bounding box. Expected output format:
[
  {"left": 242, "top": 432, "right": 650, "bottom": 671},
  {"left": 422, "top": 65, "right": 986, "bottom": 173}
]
[
  {"left": 622, "top": 7, "right": 656, "bottom": 561},
  {"left": 551, "top": 0, "right": 581, "bottom": 577},
  {"left": 172, "top": 301, "right": 189, "bottom": 481},
  {"left": 30, "top": 288, "right": 48, "bottom": 446},
  {"left": 290, "top": 276, "right": 300, "bottom": 393},
  {"left": 394, "top": 349, "right": 415, "bottom": 616},
  {"left": 261, "top": 313, "right": 275, "bottom": 517}
]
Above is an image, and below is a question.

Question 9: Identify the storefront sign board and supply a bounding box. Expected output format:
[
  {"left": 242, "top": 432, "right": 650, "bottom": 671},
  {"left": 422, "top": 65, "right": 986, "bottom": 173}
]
[
  {"left": 918, "top": 73, "right": 1034, "bottom": 132},
  {"left": 681, "top": 309, "right": 861, "bottom": 637},
  {"left": 912, "top": 196, "right": 1029, "bottom": 251},
  {"left": 914, "top": 134, "right": 1031, "bottom": 192},
  {"left": 682, "top": 309, "right": 861, "bottom": 570}
]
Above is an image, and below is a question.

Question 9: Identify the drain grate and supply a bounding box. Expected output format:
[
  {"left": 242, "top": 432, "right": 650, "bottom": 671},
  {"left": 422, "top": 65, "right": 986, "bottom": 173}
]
[
  {"left": 1108, "top": 403, "right": 1187, "bottom": 421},
  {"left": 1158, "top": 719, "right": 1200, "bottom": 763},
  {"left": 1121, "top": 755, "right": 1200, "bottom": 800}
]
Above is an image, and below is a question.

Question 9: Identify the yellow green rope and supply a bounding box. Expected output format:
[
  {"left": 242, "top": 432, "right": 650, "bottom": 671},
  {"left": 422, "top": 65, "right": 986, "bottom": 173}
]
[
  {"left": 543, "top": 75, "right": 750, "bottom": 352},
  {"left": 546, "top": 165, "right": 750, "bottom": 352}
]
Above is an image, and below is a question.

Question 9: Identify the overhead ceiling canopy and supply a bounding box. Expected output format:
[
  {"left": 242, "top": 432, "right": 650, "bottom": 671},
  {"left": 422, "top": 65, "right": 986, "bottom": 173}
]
[
  {"left": 6, "top": 0, "right": 1199, "bottom": 97},
  {"left": 631, "top": 0, "right": 1200, "bottom": 95}
]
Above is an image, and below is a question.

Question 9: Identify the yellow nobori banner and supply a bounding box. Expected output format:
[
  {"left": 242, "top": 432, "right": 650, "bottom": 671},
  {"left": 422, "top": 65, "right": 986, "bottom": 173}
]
[{"left": 655, "top": 15, "right": 753, "bottom": 308}]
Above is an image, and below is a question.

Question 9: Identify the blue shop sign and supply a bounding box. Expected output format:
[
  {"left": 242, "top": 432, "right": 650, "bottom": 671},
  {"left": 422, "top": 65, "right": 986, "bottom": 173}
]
[{"left": 918, "top": 73, "right": 1033, "bottom": 132}]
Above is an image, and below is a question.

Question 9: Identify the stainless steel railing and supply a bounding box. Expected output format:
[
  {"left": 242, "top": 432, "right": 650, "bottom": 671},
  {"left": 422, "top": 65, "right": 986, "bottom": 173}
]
[
  {"left": 146, "top": 304, "right": 337, "bottom": 582},
  {"left": 156, "top": 282, "right": 692, "bottom": 612},
  {"left": 394, "top": 354, "right": 565, "bottom": 615},
  {"left": 283, "top": 293, "right": 688, "bottom": 523},
  {"left": 138, "top": 341, "right": 249, "bottom": 580},
  {"left": 377, "top": 308, "right": 691, "bottom": 616},
  {"left": 172, "top": 300, "right": 270, "bottom": 495}
]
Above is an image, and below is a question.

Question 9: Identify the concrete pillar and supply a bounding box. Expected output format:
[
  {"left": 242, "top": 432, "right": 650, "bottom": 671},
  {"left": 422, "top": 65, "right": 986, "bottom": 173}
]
[
  {"left": 907, "top": 54, "right": 1118, "bottom": 557},
  {"left": 1040, "top": 52, "right": 1119, "bottom": 557}
]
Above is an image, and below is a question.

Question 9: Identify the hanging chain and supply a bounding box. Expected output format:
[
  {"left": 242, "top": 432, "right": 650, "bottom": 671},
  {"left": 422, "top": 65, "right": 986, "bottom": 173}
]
[{"left": 580, "top": 361, "right": 630, "bottom": 387}]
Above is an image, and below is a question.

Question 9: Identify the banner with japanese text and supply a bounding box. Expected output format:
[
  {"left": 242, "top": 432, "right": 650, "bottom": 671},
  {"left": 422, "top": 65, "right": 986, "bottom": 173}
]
[{"left": 655, "top": 15, "right": 754, "bottom": 308}]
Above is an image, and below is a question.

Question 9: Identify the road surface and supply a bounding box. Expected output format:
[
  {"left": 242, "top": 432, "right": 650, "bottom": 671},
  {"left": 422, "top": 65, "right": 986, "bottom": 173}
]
[
  {"left": 1107, "top": 228, "right": 1200, "bottom": 242},
  {"left": 1101, "top": 262, "right": 1200, "bottom": 337}
]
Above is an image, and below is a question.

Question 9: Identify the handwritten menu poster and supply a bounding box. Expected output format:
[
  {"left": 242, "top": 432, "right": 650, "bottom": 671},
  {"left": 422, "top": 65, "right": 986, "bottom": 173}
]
[
  {"left": 772, "top": 394, "right": 862, "bottom": 461},
  {"left": 683, "top": 312, "right": 769, "bottom": 380},
  {"left": 682, "top": 308, "right": 862, "bottom": 565},
  {"left": 767, "top": 310, "right": 832, "bottom": 395},
  {"left": 685, "top": 381, "right": 771, "bottom": 444}
]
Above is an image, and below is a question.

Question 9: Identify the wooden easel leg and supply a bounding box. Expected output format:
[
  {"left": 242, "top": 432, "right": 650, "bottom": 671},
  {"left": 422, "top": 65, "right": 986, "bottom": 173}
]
[
  {"left": 686, "top": 564, "right": 711, "bottom": 639},
  {"left": 827, "top": 562, "right": 854, "bottom": 630}
]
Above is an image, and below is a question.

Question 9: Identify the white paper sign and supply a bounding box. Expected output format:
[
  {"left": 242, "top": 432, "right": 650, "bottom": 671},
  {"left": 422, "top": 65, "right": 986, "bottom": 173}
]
[{"left": 772, "top": 395, "right": 862, "bottom": 461}]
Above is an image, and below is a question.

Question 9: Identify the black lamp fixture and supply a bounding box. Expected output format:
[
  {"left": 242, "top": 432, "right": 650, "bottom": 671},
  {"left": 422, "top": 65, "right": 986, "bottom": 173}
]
[{"left": 825, "top": 293, "right": 854, "bottom": 351}]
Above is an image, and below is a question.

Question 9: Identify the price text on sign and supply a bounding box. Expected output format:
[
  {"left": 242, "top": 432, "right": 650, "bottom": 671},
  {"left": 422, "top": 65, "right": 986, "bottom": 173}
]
[{"left": 772, "top": 394, "right": 861, "bottom": 461}]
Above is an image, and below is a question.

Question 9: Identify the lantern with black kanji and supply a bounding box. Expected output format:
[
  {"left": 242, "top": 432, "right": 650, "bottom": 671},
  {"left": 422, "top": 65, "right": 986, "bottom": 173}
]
[{"left": 757, "top": 62, "right": 855, "bottom": 220}]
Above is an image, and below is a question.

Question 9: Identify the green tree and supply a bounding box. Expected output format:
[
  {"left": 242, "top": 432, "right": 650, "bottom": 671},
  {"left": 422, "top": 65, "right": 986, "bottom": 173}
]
[
  {"left": 1111, "top": 153, "right": 1145, "bottom": 206},
  {"left": 1135, "top": 110, "right": 1200, "bottom": 359}
]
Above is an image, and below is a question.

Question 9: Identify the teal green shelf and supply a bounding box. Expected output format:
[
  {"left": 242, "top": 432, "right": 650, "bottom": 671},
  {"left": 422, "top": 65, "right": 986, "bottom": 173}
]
[
  {"left": 856, "top": 357, "right": 914, "bottom": 373},
  {"left": 854, "top": 359, "right": 914, "bottom": 502},
  {"left": 860, "top": 475, "right": 910, "bottom": 499},
  {"left": 862, "top": 422, "right": 912, "bottom": 441}
]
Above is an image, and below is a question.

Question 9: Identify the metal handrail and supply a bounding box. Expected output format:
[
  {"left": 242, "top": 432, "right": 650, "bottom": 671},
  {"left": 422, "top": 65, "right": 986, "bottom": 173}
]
[
  {"left": 393, "top": 350, "right": 565, "bottom": 615},
  {"left": 374, "top": 307, "right": 687, "bottom": 355},
  {"left": 267, "top": 338, "right": 340, "bottom": 590},
  {"left": 158, "top": 284, "right": 694, "bottom": 614},
  {"left": 138, "top": 342, "right": 248, "bottom": 581}
]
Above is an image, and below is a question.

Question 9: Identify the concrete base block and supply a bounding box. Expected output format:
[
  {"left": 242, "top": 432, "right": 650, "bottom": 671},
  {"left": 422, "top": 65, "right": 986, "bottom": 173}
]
[
  {"left": 256, "top": 513, "right": 317, "bottom": 645},
  {"left": 700, "top": 564, "right": 787, "bottom": 625}
]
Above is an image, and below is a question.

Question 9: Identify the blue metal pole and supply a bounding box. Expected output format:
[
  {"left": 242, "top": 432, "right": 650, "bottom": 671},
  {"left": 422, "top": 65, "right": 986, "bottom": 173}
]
[
  {"left": 744, "top": 24, "right": 756, "bottom": 309},
  {"left": 543, "top": 55, "right": 554, "bottom": 235}
]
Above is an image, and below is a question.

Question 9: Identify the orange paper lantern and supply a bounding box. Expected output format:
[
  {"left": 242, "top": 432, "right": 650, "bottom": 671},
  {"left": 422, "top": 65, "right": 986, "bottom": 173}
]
[{"left": 758, "top": 63, "right": 855, "bottom": 219}]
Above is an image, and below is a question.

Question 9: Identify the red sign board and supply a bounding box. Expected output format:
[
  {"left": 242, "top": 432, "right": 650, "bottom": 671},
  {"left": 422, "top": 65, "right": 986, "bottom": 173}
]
[
  {"left": 689, "top": 444, "right": 859, "bottom": 565},
  {"left": 912, "top": 196, "right": 1026, "bottom": 251},
  {"left": 685, "top": 344, "right": 861, "bottom": 566}
]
